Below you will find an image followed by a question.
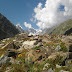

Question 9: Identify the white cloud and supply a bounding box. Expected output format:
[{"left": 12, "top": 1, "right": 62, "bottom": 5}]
[
  {"left": 24, "top": 22, "right": 32, "bottom": 28},
  {"left": 30, "top": 18, "right": 33, "bottom": 22},
  {"left": 37, "top": 3, "right": 42, "bottom": 8},
  {"left": 33, "top": 0, "right": 72, "bottom": 29}
]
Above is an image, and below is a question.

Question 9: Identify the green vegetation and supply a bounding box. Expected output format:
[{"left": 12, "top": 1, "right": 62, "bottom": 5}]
[
  {"left": 46, "top": 55, "right": 63, "bottom": 66},
  {"left": 10, "top": 64, "right": 25, "bottom": 72},
  {"left": 55, "top": 67, "right": 70, "bottom": 72},
  {"left": 32, "top": 46, "right": 40, "bottom": 50},
  {"left": 44, "top": 55, "right": 70, "bottom": 71},
  {"left": 0, "top": 62, "right": 11, "bottom": 72},
  {"left": 0, "top": 21, "right": 72, "bottom": 72},
  {"left": 46, "top": 19, "right": 72, "bottom": 35},
  {"left": 28, "top": 63, "right": 44, "bottom": 72},
  {"left": 60, "top": 42, "right": 68, "bottom": 52},
  {"left": 43, "top": 42, "right": 54, "bottom": 46},
  {"left": 53, "top": 39, "right": 61, "bottom": 43}
]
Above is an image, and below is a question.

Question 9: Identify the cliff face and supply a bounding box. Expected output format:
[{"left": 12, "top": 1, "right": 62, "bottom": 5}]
[{"left": 0, "top": 13, "right": 19, "bottom": 40}]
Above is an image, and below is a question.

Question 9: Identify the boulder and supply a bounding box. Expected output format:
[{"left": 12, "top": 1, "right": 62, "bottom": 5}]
[
  {"left": 17, "top": 47, "right": 24, "bottom": 52},
  {"left": 33, "top": 36, "right": 39, "bottom": 40},
  {"left": 9, "top": 57, "right": 20, "bottom": 64},
  {"left": 56, "top": 64, "right": 61, "bottom": 68},
  {"left": 25, "top": 50, "right": 42, "bottom": 64},
  {"left": 48, "top": 68, "right": 55, "bottom": 72},
  {"left": 40, "top": 46, "right": 53, "bottom": 57},
  {"left": 43, "top": 63, "right": 50, "bottom": 70},
  {"left": 1, "top": 42, "right": 20, "bottom": 50},
  {"left": 22, "top": 40, "right": 37, "bottom": 49},
  {"left": 0, "top": 44, "right": 5, "bottom": 47},
  {"left": 6, "top": 50, "right": 17, "bottom": 57},
  {"left": 0, "top": 55, "right": 10, "bottom": 66},
  {"left": 55, "top": 45, "right": 61, "bottom": 52},
  {"left": 48, "top": 52, "right": 69, "bottom": 60},
  {"left": 1, "top": 42, "right": 11, "bottom": 49},
  {"left": 42, "top": 39, "right": 52, "bottom": 43}
]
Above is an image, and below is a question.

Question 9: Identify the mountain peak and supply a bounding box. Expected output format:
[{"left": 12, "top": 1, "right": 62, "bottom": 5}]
[{"left": 0, "top": 13, "right": 19, "bottom": 40}]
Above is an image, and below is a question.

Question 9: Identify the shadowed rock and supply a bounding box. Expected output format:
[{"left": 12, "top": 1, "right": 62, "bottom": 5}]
[
  {"left": 64, "top": 28, "right": 72, "bottom": 35},
  {"left": 0, "top": 13, "right": 19, "bottom": 40}
]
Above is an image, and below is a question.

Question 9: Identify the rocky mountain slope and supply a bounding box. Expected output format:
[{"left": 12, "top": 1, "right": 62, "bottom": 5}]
[
  {"left": 45, "top": 19, "right": 72, "bottom": 35},
  {"left": 16, "top": 24, "right": 24, "bottom": 33},
  {"left": 28, "top": 28, "right": 36, "bottom": 34},
  {"left": 0, "top": 33, "right": 72, "bottom": 72},
  {"left": 16, "top": 24, "right": 37, "bottom": 35},
  {"left": 0, "top": 13, "right": 19, "bottom": 40},
  {"left": 0, "top": 14, "right": 72, "bottom": 72}
]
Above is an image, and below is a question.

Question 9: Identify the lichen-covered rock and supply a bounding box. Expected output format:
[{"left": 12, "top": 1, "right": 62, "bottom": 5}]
[
  {"left": 48, "top": 52, "right": 69, "bottom": 60},
  {"left": 43, "top": 63, "right": 50, "bottom": 70},
  {"left": 1, "top": 42, "right": 20, "bottom": 50},
  {"left": 25, "top": 50, "right": 42, "bottom": 64},
  {"left": 56, "top": 64, "right": 61, "bottom": 68},
  {"left": 9, "top": 57, "right": 20, "bottom": 64},
  {"left": 0, "top": 55, "right": 10, "bottom": 66},
  {"left": 22, "top": 40, "right": 37, "bottom": 49},
  {"left": 55, "top": 45, "right": 61, "bottom": 52},
  {"left": 48, "top": 68, "right": 55, "bottom": 72},
  {"left": 0, "top": 44, "right": 5, "bottom": 47}
]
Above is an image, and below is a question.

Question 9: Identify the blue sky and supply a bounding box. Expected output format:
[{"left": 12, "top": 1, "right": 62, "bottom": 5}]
[
  {"left": 0, "top": 0, "right": 45, "bottom": 29},
  {"left": 0, "top": 0, "right": 71, "bottom": 30}
]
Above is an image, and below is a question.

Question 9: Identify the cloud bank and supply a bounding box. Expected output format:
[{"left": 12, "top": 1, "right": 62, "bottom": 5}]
[
  {"left": 24, "top": 22, "right": 32, "bottom": 28},
  {"left": 33, "top": 0, "right": 72, "bottom": 29}
]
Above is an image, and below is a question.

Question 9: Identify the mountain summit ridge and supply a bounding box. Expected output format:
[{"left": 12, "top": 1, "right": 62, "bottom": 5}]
[
  {"left": 45, "top": 19, "right": 72, "bottom": 35},
  {"left": 0, "top": 13, "right": 19, "bottom": 40}
]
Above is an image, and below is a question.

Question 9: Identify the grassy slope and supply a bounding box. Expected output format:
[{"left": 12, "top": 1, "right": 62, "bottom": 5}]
[{"left": 46, "top": 19, "right": 72, "bottom": 35}]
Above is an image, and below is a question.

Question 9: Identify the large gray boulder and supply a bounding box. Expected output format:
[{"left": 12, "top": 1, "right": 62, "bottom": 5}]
[
  {"left": 0, "top": 55, "right": 10, "bottom": 66},
  {"left": 48, "top": 68, "right": 55, "bottom": 72},
  {"left": 22, "top": 40, "right": 37, "bottom": 49},
  {"left": 55, "top": 45, "right": 61, "bottom": 52}
]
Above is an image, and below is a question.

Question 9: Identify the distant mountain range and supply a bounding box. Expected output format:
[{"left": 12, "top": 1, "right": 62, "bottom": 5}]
[
  {"left": 28, "top": 28, "right": 36, "bottom": 34},
  {"left": 0, "top": 13, "right": 72, "bottom": 41},
  {"left": 16, "top": 24, "right": 36, "bottom": 35},
  {"left": 45, "top": 19, "right": 72, "bottom": 35},
  {"left": 16, "top": 19, "right": 72, "bottom": 35},
  {"left": 0, "top": 13, "right": 19, "bottom": 40},
  {"left": 16, "top": 24, "right": 24, "bottom": 33}
]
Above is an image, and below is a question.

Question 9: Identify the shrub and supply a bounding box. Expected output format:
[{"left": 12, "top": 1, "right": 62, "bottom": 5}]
[
  {"left": 60, "top": 43, "right": 68, "bottom": 52},
  {"left": 45, "top": 55, "right": 63, "bottom": 69},
  {"left": 32, "top": 46, "right": 40, "bottom": 50},
  {"left": 28, "top": 63, "right": 44, "bottom": 72},
  {"left": 55, "top": 55, "right": 63, "bottom": 65}
]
